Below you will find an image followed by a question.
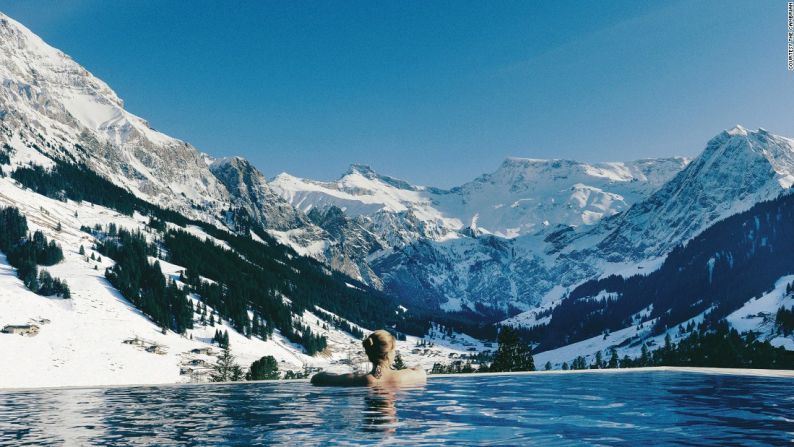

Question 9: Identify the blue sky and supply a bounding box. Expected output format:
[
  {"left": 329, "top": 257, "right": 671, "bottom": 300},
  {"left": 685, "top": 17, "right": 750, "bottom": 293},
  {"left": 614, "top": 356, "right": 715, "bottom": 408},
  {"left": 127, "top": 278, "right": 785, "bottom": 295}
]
[{"left": 1, "top": 1, "right": 792, "bottom": 187}]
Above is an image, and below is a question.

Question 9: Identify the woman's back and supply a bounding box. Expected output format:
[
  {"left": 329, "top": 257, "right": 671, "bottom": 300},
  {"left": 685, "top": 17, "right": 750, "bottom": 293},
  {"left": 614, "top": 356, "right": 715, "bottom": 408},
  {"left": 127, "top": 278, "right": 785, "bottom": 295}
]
[
  {"left": 371, "top": 367, "right": 426, "bottom": 387},
  {"left": 310, "top": 329, "right": 427, "bottom": 387}
]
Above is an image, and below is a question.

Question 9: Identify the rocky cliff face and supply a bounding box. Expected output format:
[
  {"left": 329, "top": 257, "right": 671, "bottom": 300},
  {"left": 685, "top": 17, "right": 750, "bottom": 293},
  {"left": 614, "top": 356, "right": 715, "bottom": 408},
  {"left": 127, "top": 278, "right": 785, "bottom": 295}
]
[{"left": 209, "top": 157, "right": 305, "bottom": 231}]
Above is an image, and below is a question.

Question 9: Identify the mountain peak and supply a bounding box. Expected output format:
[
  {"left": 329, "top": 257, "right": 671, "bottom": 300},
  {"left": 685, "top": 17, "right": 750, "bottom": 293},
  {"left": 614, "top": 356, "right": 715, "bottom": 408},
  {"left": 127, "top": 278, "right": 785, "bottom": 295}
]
[
  {"left": 0, "top": 11, "right": 124, "bottom": 109},
  {"left": 341, "top": 164, "right": 419, "bottom": 191},
  {"left": 345, "top": 163, "right": 377, "bottom": 177},
  {"left": 597, "top": 126, "right": 794, "bottom": 262},
  {"left": 726, "top": 124, "right": 749, "bottom": 136},
  {"left": 210, "top": 156, "right": 250, "bottom": 170}
]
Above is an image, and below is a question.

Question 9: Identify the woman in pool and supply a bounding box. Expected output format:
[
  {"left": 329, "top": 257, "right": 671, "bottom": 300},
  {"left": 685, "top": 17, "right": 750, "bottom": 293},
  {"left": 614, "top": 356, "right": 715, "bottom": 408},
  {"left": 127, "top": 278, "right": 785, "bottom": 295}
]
[{"left": 311, "top": 330, "right": 427, "bottom": 387}]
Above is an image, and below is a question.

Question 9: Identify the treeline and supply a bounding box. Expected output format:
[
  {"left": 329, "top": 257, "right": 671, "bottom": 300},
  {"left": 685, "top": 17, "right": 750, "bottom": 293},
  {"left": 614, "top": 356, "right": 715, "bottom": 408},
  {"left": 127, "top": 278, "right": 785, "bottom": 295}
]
[
  {"left": 314, "top": 308, "right": 365, "bottom": 339},
  {"left": 562, "top": 320, "right": 794, "bottom": 370},
  {"left": 167, "top": 229, "right": 330, "bottom": 355},
  {"left": 93, "top": 226, "right": 193, "bottom": 333},
  {"left": 186, "top": 228, "right": 407, "bottom": 332},
  {"left": 13, "top": 162, "right": 193, "bottom": 223},
  {"left": 0, "top": 207, "right": 70, "bottom": 298},
  {"left": 536, "top": 192, "right": 794, "bottom": 352},
  {"left": 210, "top": 349, "right": 310, "bottom": 382},
  {"left": 430, "top": 326, "right": 533, "bottom": 375}
]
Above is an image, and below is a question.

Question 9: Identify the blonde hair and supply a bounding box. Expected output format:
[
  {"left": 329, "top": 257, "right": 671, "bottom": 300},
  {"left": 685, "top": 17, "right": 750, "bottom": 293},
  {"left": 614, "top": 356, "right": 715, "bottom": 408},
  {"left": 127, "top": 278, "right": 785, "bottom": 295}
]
[{"left": 362, "top": 329, "right": 395, "bottom": 363}]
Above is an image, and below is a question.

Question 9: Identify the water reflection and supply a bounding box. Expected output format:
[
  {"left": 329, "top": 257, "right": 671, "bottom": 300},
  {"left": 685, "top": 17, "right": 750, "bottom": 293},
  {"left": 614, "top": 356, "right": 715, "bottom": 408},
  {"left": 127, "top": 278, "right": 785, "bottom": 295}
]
[
  {"left": 0, "top": 372, "right": 792, "bottom": 446},
  {"left": 362, "top": 387, "right": 398, "bottom": 434}
]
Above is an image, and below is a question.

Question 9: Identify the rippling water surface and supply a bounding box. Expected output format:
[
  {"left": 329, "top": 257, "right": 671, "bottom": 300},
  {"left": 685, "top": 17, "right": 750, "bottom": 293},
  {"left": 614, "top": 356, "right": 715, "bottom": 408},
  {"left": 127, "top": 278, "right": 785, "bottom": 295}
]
[{"left": 1, "top": 371, "right": 793, "bottom": 446}]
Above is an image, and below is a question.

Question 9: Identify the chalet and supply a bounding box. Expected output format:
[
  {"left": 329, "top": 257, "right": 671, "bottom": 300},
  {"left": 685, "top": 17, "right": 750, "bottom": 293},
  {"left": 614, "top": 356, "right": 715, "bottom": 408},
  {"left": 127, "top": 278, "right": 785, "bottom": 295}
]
[
  {"left": 146, "top": 345, "right": 166, "bottom": 355},
  {"left": 191, "top": 347, "right": 214, "bottom": 355},
  {"left": 1, "top": 324, "right": 39, "bottom": 336},
  {"left": 187, "top": 359, "right": 209, "bottom": 367},
  {"left": 123, "top": 337, "right": 145, "bottom": 346}
]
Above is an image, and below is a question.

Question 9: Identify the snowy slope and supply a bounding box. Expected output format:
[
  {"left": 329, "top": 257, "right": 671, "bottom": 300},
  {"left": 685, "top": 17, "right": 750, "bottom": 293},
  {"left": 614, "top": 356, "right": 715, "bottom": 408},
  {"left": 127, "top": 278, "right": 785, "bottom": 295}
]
[
  {"left": 0, "top": 175, "right": 480, "bottom": 388},
  {"left": 727, "top": 275, "right": 794, "bottom": 350},
  {"left": 534, "top": 273, "right": 794, "bottom": 370}
]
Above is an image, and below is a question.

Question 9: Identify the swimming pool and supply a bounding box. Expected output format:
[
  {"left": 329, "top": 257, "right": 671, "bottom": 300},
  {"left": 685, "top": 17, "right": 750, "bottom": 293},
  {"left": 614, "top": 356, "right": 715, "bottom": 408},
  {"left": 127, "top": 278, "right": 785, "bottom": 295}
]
[{"left": 1, "top": 370, "right": 792, "bottom": 446}]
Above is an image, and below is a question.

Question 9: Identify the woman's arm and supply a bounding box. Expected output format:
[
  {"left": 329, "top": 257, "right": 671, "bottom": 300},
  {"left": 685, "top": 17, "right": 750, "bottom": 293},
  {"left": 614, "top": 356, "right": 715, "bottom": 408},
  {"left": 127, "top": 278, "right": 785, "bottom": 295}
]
[{"left": 311, "top": 371, "right": 372, "bottom": 387}]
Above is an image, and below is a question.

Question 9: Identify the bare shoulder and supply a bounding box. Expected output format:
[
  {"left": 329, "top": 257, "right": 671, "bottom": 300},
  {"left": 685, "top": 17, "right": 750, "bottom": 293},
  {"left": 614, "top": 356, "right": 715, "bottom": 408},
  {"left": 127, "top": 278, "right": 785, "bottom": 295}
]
[{"left": 393, "top": 367, "right": 427, "bottom": 385}]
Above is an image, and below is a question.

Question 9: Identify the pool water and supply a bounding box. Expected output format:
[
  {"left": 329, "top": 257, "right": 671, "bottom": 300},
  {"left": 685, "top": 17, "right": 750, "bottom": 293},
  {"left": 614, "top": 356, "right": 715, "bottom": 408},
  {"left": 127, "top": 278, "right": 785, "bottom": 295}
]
[{"left": 1, "top": 371, "right": 792, "bottom": 446}]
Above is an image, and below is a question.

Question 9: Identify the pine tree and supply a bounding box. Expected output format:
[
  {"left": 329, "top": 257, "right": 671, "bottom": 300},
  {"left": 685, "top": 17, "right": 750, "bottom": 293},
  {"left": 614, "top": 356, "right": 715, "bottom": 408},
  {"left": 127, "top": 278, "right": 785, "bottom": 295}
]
[
  {"left": 593, "top": 350, "right": 604, "bottom": 369},
  {"left": 246, "top": 355, "right": 279, "bottom": 380},
  {"left": 571, "top": 356, "right": 587, "bottom": 370},
  {"left": 210, "top": 347, "right": 243, "bottom": 382},
  {"left": 393, "top": 351, "right": 406, "bottom": 370},
  {"left": 490, "top": 326, "right": 535, "bottom": 372},
  {"left": 640, "top": 344, "right": 650, "bottom": 367},
  {"left": 561, "top": 362, "right": 569, "bottom": 371},
  {"left": 607, "top": 348, "right": 619, "bottom": 369},
  {"left": 79, "top": 245, "right": 85, "bottom": 256},
  {"left": 544, "top": 361, "right": 552, "bottom": 371}
]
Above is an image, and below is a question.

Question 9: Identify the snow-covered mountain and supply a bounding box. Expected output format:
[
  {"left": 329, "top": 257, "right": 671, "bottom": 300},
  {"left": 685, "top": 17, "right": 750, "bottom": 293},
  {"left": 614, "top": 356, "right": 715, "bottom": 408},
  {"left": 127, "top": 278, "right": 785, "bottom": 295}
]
[
  {"left": 0, "top": 11, "right": 488, "bottom": 388},
  {"left": 0, "top": 13, "right": 227, "bottom": 215},
  {"left": 506, "top": 126, "right": 794, "bottom": 322},
  {"left": 586, "top": 126, "right": 794, "bottom": 262},
  {"left": 270, "top": 156, "right": 691, "bottom": 310},
  {"left": 0, "top": 12, "right": 310, "bottom": 232},
  {"left": 270, "top": 157, "right": 693, "bottom": 310},
  {"left": 0, "top": 9, "right": 792, "bottom": 387},
  {"left": 283, "top": 126, "right": 794, "bottom": 315},
  {"left": 272, "top": 157, "right": 689, "bottom": 239}
]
